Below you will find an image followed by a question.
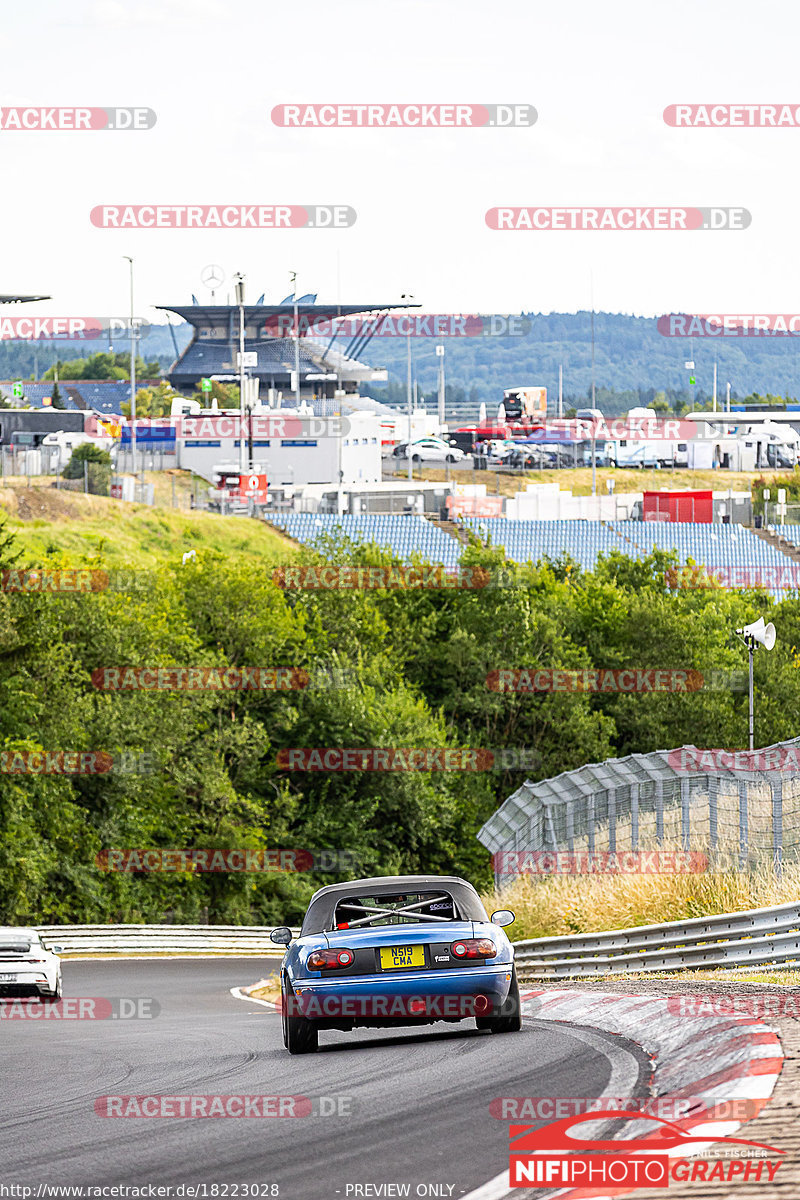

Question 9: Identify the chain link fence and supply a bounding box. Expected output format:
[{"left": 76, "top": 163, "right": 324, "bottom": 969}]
[{"left": 480, "top": 742, "right": 800, "bottom": 883}]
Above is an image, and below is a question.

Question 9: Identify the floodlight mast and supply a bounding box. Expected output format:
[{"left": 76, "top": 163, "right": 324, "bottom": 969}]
[{"left": 234, "top": 273, "right": 246, "bottom": 472}]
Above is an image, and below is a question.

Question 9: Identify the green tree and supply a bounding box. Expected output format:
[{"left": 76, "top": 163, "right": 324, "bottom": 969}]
[
  {"left": 50, "top": 380, "right": 65, "bottom": 410},
  {"left": 189, "top": 380, "right": 240, "bottom": 408},
  {"left": 123, "top": 380, "right": 179, "bottom": 418},
  {"left": 62, "top": 442, "right": 112, "bottom": 495}
]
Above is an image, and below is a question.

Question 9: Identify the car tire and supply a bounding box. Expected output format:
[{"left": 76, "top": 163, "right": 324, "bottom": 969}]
[
  {"left": 445, "top": 454, "right": 457, "bottom": 463},
  {"left": 42, "top": 974, "right": 62, "bottom": 1003},
  {"left": 412, "top": 454, "right": 422, "bottom": 463},
  {"left": 282, "top": 980, "right": 318, "bottom": 1054},
  {"left": 476, "top": 967, "right": 522, "bottom": 1034}
]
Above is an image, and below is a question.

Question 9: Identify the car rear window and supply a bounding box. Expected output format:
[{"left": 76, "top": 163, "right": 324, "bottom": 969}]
[
  {"left": 332, "top": 890, "right": 459, "bottom": 929},
  {"left": 0, "top": 939, "right": 32, "bottom": 953}
]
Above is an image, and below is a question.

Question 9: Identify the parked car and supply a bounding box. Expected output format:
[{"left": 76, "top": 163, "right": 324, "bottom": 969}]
[
  {"left": 484, "top": 439, "right": 517, "bottom": 466},
  {"left": 408, "top": 438, "right": 465, "bottom": 464},
  {"left": 272, "top": 874, "right": 520, "bottom": 1053},
  {"left": 507, "top": 446, "right": 553, "bottom": 469}
]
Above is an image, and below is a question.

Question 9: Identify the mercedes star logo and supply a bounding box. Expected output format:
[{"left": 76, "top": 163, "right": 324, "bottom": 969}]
[{"left": 201, "top": 264, "right": 225, "bottom": 289}]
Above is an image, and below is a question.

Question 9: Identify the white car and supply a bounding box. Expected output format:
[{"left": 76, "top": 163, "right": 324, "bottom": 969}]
[
  {"left": 409, "top": 438, "right": 465, "bottom": 464},
  {"left": 0, "top": 927, "right": 63, "bottom": 1002}
]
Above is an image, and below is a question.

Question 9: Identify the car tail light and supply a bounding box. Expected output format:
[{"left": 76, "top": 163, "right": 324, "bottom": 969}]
[
  {"left": 307, "top": 948, "right": 355, "bottom": 970},
  {"left": 451, "top": 938, "right": 496, "bottom": 959}
]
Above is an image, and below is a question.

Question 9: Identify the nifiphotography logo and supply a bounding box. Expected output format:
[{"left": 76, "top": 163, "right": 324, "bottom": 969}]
[{"left": 508, "top": 1109, "right": 784, "bottom": 1187}]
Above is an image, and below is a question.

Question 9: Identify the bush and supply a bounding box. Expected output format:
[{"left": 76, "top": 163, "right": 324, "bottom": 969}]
[{"left": 62, "top": 442, "right": 112, "bottom": 495}]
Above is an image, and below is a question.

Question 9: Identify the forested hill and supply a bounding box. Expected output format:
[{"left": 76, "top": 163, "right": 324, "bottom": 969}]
[
  {"left": 359, "top": 312, "right": 800, "bottom": 415},
  {"left": 3, "top": 311, "right": 800, "bottom": 416},
  {"left": 363, "top": 311, "right": 800, "bottom": 414}
]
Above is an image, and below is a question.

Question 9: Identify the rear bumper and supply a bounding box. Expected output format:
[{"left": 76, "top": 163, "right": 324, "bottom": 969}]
[
  {"left": 0, "top": 983, "right": 51, "bottom": 998},
  {"left": 289, "top": 964, "right": 514, "bottom": 1027}
]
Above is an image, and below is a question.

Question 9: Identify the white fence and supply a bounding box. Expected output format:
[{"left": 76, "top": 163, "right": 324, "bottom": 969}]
[{"left": 35, "top": 924, "right": 300, "bottom": 957}]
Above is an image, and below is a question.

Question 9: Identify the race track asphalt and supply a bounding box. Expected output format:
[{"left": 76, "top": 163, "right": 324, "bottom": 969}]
[{"left": 0, "top": 960, "right": 652, "bottom": 1200}]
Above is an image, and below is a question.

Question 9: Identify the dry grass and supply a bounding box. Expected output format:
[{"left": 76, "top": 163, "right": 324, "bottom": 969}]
[
  {"left": 248, "top": 974, "right": 281, "bottom": 1003},
  {"left": 589, "top": 969, "right": 800, "bottom": 985},
  {"left": 416, "top": 466, "right": 761, "bottom": 499},
  {"left": 481, "top": 856, "right": 800, "bottom": 941}
]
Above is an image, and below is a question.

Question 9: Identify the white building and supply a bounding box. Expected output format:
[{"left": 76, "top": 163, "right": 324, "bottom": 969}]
[{"left": 167, "top": 407, "right": 381, "bottom": 487}]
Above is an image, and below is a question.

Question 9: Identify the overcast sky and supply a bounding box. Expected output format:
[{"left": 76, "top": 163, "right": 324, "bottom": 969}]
[{"left": 2, "top": 0, "right": 798, "bottom": 325}]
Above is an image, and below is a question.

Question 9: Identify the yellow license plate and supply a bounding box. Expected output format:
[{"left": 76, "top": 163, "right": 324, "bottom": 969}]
[{"left": 379, "top": 945, "right": 425, "bottom": 970}]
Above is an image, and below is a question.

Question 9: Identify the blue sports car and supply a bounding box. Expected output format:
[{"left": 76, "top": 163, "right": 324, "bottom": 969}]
[{"left": 271, "top": 874, "right": 521, "bottom": 1054}]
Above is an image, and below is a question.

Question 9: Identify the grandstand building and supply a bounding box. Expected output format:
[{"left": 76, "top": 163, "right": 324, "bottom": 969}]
[{"left": 157, "top": 299, "right": 409, "bottom": 407}]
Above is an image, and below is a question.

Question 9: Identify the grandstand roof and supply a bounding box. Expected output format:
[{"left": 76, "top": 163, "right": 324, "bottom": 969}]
[
  {"left": 0, "top": 294, "right": 50, "bottom": 304},
  {"left": 156, "top": 302, "right": 417, "bottom": 325}
]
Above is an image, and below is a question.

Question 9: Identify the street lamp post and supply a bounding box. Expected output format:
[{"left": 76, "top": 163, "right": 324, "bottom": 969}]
[
  {"left": 123, "top": 257, "right": 136, "bottom": 485},
  {"left": 234, "top": 272, "right": 247, "bottom": 472},
  {"left": 436, "top": 344, "right": 445, "bottom": 431},
  {"left": 401, "top": 293, "right": 414, "bottom": 482},
  {"left": 290, "top": 271, "right": 300, "bottom": 409}
]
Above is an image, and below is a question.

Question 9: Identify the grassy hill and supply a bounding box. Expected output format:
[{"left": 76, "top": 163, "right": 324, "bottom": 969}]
[{"left": 0, "top": 482, "right": 295, "bottom": 567}]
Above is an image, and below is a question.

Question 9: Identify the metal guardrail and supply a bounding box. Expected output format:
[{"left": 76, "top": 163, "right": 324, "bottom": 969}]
[
  {"left": 35, "top": 924, "right": 301, "bottom": 957},
  {"left": 513, "top": 901, "right": 800, "bottom": 978},
  {"left": 37, "top": 907, "right": 800, "bottom": 975}
]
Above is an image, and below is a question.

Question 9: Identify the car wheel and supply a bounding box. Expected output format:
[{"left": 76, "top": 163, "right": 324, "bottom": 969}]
[
  {"left": 412, "top": 454, "right": 422, "bottom": 463},
  {"left": 477, "top": 967, "right": 522, "bottom": 1034},
  {"left": 283, "top": 980, "right": 318, "bottom": 1054},
  {"left": 445, "top": 454, "right": 457, "bottom": 463},
  {"left": 43, "top": 974, "right": 62, "bottom": 1003}
]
